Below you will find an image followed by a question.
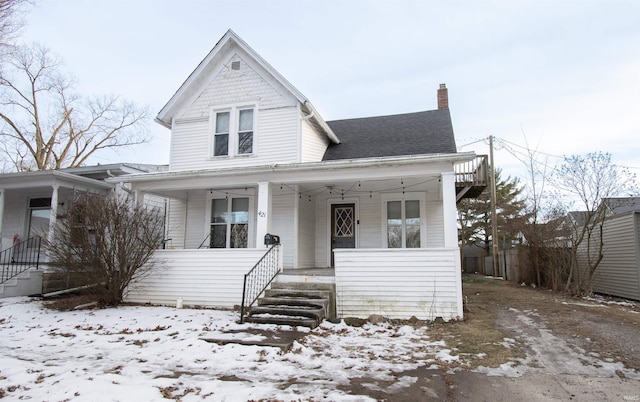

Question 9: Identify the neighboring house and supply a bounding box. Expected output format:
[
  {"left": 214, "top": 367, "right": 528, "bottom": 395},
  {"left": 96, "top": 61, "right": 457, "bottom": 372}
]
[
  {"left": 582, "top": 197, "right": 640, "bottom": 301},
  {"left": 116, "top": 30, "right": 487, "bottom": 320},
  {"left": 0, "top": 163, "right": 167, "bottom": 297}
]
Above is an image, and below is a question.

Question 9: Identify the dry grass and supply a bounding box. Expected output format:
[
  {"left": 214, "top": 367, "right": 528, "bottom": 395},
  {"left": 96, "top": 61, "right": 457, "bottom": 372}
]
[{"left": 428, "top": 278, "right": 526, "bottom": 369}]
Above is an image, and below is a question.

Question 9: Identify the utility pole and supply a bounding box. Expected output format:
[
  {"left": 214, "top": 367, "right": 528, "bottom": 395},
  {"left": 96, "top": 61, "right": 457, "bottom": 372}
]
[{"left": 489, "top": 135, "right": 500, "bottom": 277}]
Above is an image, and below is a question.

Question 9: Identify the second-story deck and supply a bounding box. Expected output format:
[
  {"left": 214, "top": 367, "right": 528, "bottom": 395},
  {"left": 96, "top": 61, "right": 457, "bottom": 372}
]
[{"left": 454, "top": 155, "right": 489, "bottom": 201}]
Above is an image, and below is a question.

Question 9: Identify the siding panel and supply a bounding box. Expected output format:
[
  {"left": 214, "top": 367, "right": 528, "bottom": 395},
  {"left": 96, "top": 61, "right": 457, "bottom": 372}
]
[
  {"left": 301, "top": 119, "right": 329, "bottom": 163},
  {"left": 589, "top": 213, "right": 640, "bottom": 300},
  {"left": 297, "top": 194, "right": 316, "bottom": 268},
  {"left": 125, "top": 249, "right": 270, "bottom": 308},
  {"left": 272, "top": 193, "right": 295, "bottom": 268},
  {"left": 334, "top": 248, "right": 463, "bottom": 320},
  {"left": 165, "top": 199, "right": 186, "bottom": 249},
  {"left": 170, "top": 108, "right": 299, "bottom": 171},
  {"left": 185, "top": 192, "right": 207, "bottom": 249}
]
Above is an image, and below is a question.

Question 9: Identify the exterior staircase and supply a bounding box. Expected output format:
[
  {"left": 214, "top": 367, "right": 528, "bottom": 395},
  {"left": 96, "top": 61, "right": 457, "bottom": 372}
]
[{"left": 243, "top": 269, "right": 336, "bottom": 329}]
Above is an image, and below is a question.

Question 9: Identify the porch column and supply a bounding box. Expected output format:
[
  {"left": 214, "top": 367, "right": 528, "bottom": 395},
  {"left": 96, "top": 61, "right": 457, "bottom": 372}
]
[
  {"left": 441, "top": 172, "right": 457, "bottom": 249},
  {"left": 256, "top": 181, "right": 272, "bottom": 248},
  {"left": 48, "top": 184, "right": 60, "bottom": 245},
  {"left": 0, "top": 189, "right": 4, "bottom": 247}
]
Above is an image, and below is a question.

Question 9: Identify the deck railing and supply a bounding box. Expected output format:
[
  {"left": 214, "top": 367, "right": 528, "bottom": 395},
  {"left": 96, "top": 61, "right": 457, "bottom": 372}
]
[
  {"left": 240, "top": 245, "right": 281, "bottom": 323},
  {"left": 1, "top": 236, "right": 42, "bottom": 284},
  {"left": 454, "top": 155, "right": 489, "bottom": 187}
]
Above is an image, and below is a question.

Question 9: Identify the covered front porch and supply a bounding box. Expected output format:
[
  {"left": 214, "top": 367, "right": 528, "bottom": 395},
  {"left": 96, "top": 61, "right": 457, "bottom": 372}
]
[{"left": 120, "top": 154, "right": 485, "bottom": 320}]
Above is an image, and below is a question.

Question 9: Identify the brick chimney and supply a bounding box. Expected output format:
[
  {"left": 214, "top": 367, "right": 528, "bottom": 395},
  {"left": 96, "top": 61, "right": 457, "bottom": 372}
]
[{"left": 437, "top": 83, "right": 449, "bottom": 109}]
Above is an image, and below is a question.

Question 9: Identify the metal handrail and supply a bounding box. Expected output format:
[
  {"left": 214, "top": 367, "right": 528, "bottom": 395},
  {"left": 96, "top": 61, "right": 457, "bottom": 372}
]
[
  {"left": 240, "top": 245, "right": 281, "bottom": 323},
  {"left": 197, "top": 234, "right": 210, "bottom": 249},
  {"left": 1, "top": 236, "right": 42, "bottom": 284}
]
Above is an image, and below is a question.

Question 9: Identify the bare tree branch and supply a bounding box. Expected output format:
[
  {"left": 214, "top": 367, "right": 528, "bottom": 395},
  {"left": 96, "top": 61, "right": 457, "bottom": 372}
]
[{"left": 0, "top": 43, "right": 149, "bottom": 171}]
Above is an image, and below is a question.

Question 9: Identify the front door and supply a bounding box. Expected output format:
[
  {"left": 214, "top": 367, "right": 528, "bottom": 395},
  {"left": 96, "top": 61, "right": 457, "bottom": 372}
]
[{"left": 331, "top": 203, "right": 356, "bottom": 266}]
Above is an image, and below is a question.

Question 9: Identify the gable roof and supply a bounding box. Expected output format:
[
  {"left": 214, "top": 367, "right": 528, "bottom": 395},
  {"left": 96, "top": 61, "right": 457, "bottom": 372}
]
[
  {"left": 156, "top": 29, "right": 338, "bottom": 143},
  {"left": 322, "top": 109, "right": 457, "bottom": 161}
]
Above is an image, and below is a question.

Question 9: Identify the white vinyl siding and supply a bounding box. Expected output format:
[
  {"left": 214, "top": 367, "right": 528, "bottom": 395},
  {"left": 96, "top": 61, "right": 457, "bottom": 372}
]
[
  {"left": 1, "top": 191, "right": 32, "bottom": 250},
  {"left": 297, "top": 193, "right": 317, "bottom": 268},
  {"left": 184, "top": 193, "right": 207, "bottom": 249},
  {"left": 170, "top": 107, "right": 298, "bottom": 171},
  {"left": 181, "top": 54, "right": 293, "bottom": 119},
  {"left": 334, "top": 248, "right": 463, "bottom": 320},
  {"left": 124, "top": 249, "right": 273, "bottom": 308},
  {"left": 425, "top": 199, "right": 445, "bottom": 247},
  {"left": 300, "top": 119, "right": 330, "bottom": 163},
  {"left": 589, "top": 212, "right": 640, "bottom": 300},
  {"left": 165, "top": 199, "right": 186, "bottom": 249},
  {"left": 170, "top": 119, "right": 209, "bottom": 171},
  {"left": 272, "top": 193, "right": 295, "bottom": 268}
]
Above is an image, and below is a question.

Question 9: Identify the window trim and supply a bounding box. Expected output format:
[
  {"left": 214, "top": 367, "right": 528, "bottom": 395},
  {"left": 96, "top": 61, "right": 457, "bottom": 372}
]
[
  {"left": 209, "top": 103, "right": 257, "bottom": 159},
  {"left": 204, "top": 191, "right": 255, "bottom": 248},
  {"left": 27, "top": 197, "right": 52, "bottom": 239},
  {"left": 381, "top": 193, "right": 426, "bottom": 248}
]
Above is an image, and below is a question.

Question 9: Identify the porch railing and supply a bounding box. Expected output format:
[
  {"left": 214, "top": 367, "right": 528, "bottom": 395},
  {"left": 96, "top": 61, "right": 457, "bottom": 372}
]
[
  {"left": 240, "top": 245, "right": 281, "bottom": 323},
  {"left": 454, "top": 155, "right": 489, "bottom": 200},
  {"left": 1, "top": 236, "right": 42, "bottom": 284}
]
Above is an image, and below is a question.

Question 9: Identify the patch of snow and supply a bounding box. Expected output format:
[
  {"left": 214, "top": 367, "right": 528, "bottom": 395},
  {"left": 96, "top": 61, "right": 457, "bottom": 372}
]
[
  {"left": 478, "top": 306, "right": 640, "bottom": 380},
  {"left": 0, "top": 297, "right": 449, "bottom": 401},
  {"left": 584, "top": 295, "right": 637, "bottom": 307}
]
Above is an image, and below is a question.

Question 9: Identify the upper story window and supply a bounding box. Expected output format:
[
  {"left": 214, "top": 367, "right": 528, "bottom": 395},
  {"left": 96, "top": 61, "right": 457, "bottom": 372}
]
[
  {"left": 238, "top": 109, "right": 253, "bottom": 154},
  {"left": 212, "top": 106, "right": 255, "bottom": 157},
  {"left": 214, "top": 112, "right": 230, "bottom": 156}
]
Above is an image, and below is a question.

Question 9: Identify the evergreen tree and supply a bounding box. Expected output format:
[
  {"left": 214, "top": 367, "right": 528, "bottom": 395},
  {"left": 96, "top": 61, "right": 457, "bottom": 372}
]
[{"left": 458, "top": 168, "right": 529, "bottom": 254}]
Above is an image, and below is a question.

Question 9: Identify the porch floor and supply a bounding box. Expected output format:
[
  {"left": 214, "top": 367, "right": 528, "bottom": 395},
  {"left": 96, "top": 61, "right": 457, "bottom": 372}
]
[
  {"left": 277, "top": 268, "right": 335, "bottom": 285},
  {"left": 281, "top": 268, "right": 335, "bottom": 276}
]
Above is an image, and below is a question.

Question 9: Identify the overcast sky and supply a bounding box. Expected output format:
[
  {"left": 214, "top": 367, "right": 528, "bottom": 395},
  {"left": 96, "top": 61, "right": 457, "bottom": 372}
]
[{"left": 19, "top": 0, "right": 640, "bottom": 186}]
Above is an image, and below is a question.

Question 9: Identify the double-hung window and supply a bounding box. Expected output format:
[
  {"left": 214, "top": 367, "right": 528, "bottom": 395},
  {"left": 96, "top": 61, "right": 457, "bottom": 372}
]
[
  {"left": 237, "top": 109, "right": 253, "bottom": 154},
  {"left": 210, "top": 197, "right": 250, "bottom": 248},
  {"left": 385, "top": 199, "right": 422, "bottom": 248},
  {"left": 214, "top": 112, "right": 230, "bottom": 156},
  {"left": 212, "top": 106, "right": 255, "bottom": 157}
]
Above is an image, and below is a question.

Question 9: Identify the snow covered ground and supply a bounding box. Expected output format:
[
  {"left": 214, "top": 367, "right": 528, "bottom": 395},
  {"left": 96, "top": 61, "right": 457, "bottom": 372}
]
[
  {"left": 0, "top": 297, "right": 455, "bottom": 401},
  {"left": 2, "top": 296, "right": 638, "bottom": 401}
]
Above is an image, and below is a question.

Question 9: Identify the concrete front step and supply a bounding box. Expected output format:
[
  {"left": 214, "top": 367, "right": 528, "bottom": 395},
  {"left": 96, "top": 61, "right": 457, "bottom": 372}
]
[
  {"left": 250, "top": 304, "right": 325, "bottom": 319},
  {"left": 259, "top": 296, "right": 329, "bottom": 311},
  {"left": 244, "top": 272, "right": 337, "bottom": 329},
  {"left": 269, "top": 281, "right": 336, "bottom": 319},
  {"left": 243, "top": 315, "right": 319, "bottom": 328},
  {"left": 245, "top": 302, "right": 326, "bottom": 328}
]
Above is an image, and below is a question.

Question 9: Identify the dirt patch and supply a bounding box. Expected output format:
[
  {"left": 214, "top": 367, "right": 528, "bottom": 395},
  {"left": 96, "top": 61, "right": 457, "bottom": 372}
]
[
  {"left": 43, "top": 294, "right": 101, "bottom": 311},
  {"left": 447, "top": 275, "right": 640, "bottom": 372},
  {"left": 428, "top": 277, "right": 526, "bottom": 369}
]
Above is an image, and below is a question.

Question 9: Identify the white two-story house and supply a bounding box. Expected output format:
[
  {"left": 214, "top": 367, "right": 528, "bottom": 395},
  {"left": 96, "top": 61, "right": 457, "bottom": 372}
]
[{"left": 119, "top": 30, "right": 487, "bottom": 322}]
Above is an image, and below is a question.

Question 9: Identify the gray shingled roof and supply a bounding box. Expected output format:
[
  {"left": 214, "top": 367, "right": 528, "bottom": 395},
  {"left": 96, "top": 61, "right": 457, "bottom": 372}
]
[{"left": 322, "top": 109, "right": 457, "bottom": 161}]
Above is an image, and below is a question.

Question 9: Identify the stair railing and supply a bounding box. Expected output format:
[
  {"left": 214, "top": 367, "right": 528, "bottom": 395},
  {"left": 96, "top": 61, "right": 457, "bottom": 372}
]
[
  {"left": 240, "top": 245, "right": 281, "bottom": 323},
  {"left": 1, "top": 236, "right": 42, "bottom": 284}
]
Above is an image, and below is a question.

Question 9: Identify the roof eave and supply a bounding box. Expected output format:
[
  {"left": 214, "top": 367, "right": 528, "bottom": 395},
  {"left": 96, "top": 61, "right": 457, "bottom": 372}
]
[{"left": 115, "top": 151, "right": 476, "bottom": 184}]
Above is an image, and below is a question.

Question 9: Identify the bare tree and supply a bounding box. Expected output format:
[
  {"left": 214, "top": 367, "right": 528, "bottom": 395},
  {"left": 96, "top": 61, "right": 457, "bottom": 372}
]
[
  {"left": 0, "top": 43, "right": 148, "bottom": 171},
  {"left": 46, "top": 193, "right": 165, "bottom": 305},
  {"left": 554, "top": 152, "right": 637, "bottom": 295},
  {"left": 0, "top": 0, "right": 29, "bottom": 50}
]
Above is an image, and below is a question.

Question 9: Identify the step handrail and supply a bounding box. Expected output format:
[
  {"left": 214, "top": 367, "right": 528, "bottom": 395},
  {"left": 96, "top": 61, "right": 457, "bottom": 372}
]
[
  {"left": 240, "top": 245, "right": 281, "bottom": 323},
  {"left": 1, "top": 236, "right": 42, "bottom": 284}
]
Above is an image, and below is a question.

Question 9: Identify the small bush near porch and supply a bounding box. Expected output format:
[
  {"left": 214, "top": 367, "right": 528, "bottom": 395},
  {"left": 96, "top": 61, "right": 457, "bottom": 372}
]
[{"left": 46, "top": 194, "right": 165, "bottom": 305}]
